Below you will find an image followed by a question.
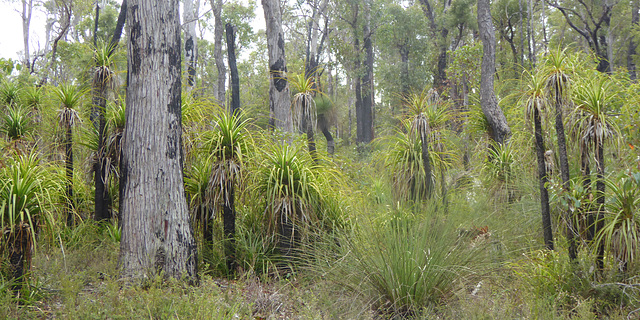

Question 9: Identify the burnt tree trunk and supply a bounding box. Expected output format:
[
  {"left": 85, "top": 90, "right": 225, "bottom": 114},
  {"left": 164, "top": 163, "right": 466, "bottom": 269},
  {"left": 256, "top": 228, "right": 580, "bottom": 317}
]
[
  {"left": 119, "top": 0, "right": 198, "bottom": 283},
  {"left": 534, "top": 108, "right": 554, "bottom": 250},
  {"left": 65, "top": 117, "right": 74, "bottom": 226},
  {"left": 263, "top": 0, "right": 292, "bottom": 132},
  {"left": 595, "top": 141, "right": 605, "bottom": 271},
  {"left": 226, "top": 23, "right": 240, "bottom": 116},
  {"left": 223, "top": 182, "right": 236, "bottom": 274},
  {"left": 478, "top": 0, "right": 511, "bottom": 144}
]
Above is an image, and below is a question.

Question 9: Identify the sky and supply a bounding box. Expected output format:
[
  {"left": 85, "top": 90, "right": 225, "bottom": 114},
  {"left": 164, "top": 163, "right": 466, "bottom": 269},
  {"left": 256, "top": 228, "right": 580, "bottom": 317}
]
[{"left": 0, "top": 0, "right": 264, "bottom": 63}]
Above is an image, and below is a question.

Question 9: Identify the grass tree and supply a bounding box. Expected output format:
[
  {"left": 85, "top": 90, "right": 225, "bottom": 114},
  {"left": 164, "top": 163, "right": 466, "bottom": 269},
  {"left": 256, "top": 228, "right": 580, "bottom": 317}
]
[
  {"left": 571, "top": 72, "right": 621, "bottom": 270},
  {"left": 0, "top": 153, "right": 61, "bottom": 291},
  {"left": 290, "top": 72, "right": 318, "bottom": 160},
  {"left": 594, "top": 173, "right": 640, "bottom": 274},
  {"left": 91, "top": 41, "right": 117, "bottom": 222},
  {"left": 0, "top": 80, "right": 21, "bottom": 107},
  {"left": 203, "top": 112, "right": 251, "bottom": 275},
  {"left": 52, "top": 83, "right": 86, "bottom": 227},
  {"left": 1, "top": 105, "right": 33, "bottom": 153},
  {"left": 255, "top": 142, "right": 324, "bottom": 271},
  {"left": 522, "top": 71, "right": 554, "bottom": 250},
  {"left": 544, "top": 48, "right": 577, "bottom": 260}
]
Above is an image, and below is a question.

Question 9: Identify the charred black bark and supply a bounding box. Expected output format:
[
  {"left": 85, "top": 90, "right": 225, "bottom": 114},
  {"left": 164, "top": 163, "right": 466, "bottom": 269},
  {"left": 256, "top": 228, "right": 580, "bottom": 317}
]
[
  {"left": 318, "top": 114, "right": 334, "bottom": 155},
  {"left": 226, "top": 23, "right": 240, "bottom": 116},
  {"left": 534, "top": 108, "right": 554, "bottom": 250},
  {"left": 595, "top": 141, "right": 605, "bottom": 271},
  {"left": 223, "top": 183, "right": 236, "bottom": 275},
  {"left": 65, "top": 120, "right": 74, "bottom": 226}
]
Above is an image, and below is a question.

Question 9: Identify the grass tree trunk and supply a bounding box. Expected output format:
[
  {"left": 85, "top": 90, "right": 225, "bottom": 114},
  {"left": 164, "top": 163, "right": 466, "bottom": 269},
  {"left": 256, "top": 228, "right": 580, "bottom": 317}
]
[
  {"left": 65, "top": 118, "right": 74, "bottom": 226},
  {"left": 420, "top": 133, "right": 434, "bottom": 200},
  {"left": 595, "top": 141, "right": 605, "bottom": 271},
  {"left": 318, "top": 114, "right": 334, "bottom": 155},
  {"left": 581, "top": 146, "right": 594, "bottom": 241},
  {"left": 92, "top": 83, "right": 111, "bottom": 222},
  {"left": 7, "top": 224, "right": 31, "bottom": 292},
  {"left": 119, "top": 0, "right": 198, "bottom": 283},
  {"left": 554, "top": 91, "right": 576, "bottom": 260},
  {"left": 263, "top": 0, "right": 292, "bottom": 132},
  {"left": 534, "top": 108, "right": 554, "bottom": 250},
  {"left": 223, "top": 182, "right": 236, "bottom": 274}
]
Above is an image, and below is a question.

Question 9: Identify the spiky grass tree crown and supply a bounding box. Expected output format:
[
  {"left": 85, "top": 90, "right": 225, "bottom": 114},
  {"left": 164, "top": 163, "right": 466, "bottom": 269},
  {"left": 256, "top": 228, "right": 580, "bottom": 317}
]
[
  {"left": 1, "top": 104, "right": 32, "bottom": 141},
  {"left": 570, "top": 73, "right": 621, "bottom": 151},
  {"left": 52, "top": 83, "right": 87, "bottom": 128},
  {"left": 521, "top": 71, "right": 549, "bottom": 122},
  {"left": 289, "top": 72, "right": 318, "bottom": 132},
  {"left": 204, "top": 112, "right": 252, "bottom": 210},
  {"left": 0, "top": 80, "right": 21, "bottom": 107},
  {"left": 256, "top": 143, "right": 323, "bottom": 236}
]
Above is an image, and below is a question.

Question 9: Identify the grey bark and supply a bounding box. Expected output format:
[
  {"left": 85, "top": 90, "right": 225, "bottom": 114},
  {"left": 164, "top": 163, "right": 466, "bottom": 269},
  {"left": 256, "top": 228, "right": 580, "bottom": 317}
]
[
  {"left": 212, "top": 0, "right": 226, "bottom": 106},
  {"left": 360, "top": 0, "right": 374, "bottom": 144},
  {"left": 119, "top": 0, "right": 198, "bottom": 283},
  {"left": 262, "top": 0, "right": 292, "bottom": 132},
  {"left": 478, "top": 0, "right": 511, "bottom": 144},
  {"left": 629, "top": 0, "right": 639, "bottom": 81},
  {"left": 184, "top": 0, "right": 199, "bottom": 89},
  {"left": 22, "top": 0, "right": 33, "bottom": 71}
]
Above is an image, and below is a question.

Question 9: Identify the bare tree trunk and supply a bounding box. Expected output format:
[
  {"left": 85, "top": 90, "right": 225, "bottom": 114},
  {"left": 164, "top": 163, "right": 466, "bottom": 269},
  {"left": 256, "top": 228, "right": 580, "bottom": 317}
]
[
  {"left": 65, "top": 117, "right": 74, "bottom": 226},
  {"left": 226, "top": 23, "right": 240, "bottom": 116},
  {"left": 119, "top": 0, "right": 198, "bottom": 283},
  {"left": 41, "top": 3, "right": 71, "bottom": 85},
  {"left": 262, "top": 0, "right": 292, "bottom": 132},
  {"left": 212, "top": 0, "right": 226, "bottom": 106},
  {"left": 629, "top": 0, "right": 639, "bottom": 81},
  {"left": 184, "top": 0, "right": 199, "bottom": 89},
  {"left": 22, "top": 0, "right": 33, "bottom": 71},
  {"left": 478, "top": 0, "right": 511, "bottom": 144},
  {"left": 595, "top": 141, "right": 605, "bottom": 271},
  {"left": 361, "top": 1, "right": 375, "bottom": 144}
]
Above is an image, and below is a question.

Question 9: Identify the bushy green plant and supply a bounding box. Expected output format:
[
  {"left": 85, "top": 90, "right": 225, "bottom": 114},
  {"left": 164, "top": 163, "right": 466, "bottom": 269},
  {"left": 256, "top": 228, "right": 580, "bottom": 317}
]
[
  {"left": 1, "top": 104, "right": 32, "bottom": 141},
  {"left": 323, "top": 212, "right": 482, "bottom": 317}
]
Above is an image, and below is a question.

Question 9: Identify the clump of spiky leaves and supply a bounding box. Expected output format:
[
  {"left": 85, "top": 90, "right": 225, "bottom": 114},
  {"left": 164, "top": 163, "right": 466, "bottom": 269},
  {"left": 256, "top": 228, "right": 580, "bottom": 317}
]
[
  {"left": 256, "top": 143, "right": 323, "bottom": 237},
  {"left": 386, "top": 120, "right": 431, "bottom": 202},
  {"left": 20, "top": 86, "right": 44, "bottom": 111},
  {"left": 289, "top": 72, "right": 318, "bottom": 132},
  {"left": 0, "top": 152, "right": 62, "bottom": 288},
  {"left": 0, "top": 80, "right": 21, "bottom": 107},
  {"left": 594, "top": 172, "right": 640, "bottom": 273},
  {"left": 323, "top": 210, "right": 482, "bottom": 317},
  {"left": 52, "top": 83, "right": 85, "bottom": 129},
  {"left": 1, "top": 104, "right": 32, "bottom": 141}
]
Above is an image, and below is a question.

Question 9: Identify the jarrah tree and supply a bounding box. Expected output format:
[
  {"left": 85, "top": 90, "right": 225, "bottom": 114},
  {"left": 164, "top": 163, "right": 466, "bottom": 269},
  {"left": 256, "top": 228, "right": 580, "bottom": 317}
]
[
  {"left": 477, "top": 0, "right": 511, "bottom": 144},
  {"left": 119, "top": 0, "right": 197, "bottom": 282},
  {"left": 262, "top": 0, "right": 293, "bottom": 132}
]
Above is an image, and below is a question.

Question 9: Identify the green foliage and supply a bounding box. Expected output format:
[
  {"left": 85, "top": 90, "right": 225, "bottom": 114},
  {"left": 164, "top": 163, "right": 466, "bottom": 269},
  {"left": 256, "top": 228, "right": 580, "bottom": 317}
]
[
  {"left": 595, "top": 172, "right": 640, "bottom": 271},
  {"left": 1, "top": 104, "right": 32, "bottom": 141},
  {"left": 289, "top": 72, "right": 318, "bottom": 132},
  {"left": 0, "top": 80, "right": 21, "bottom": 107},
  {"left": 325, "top": 212, "right": 482, "bottom": 316}
]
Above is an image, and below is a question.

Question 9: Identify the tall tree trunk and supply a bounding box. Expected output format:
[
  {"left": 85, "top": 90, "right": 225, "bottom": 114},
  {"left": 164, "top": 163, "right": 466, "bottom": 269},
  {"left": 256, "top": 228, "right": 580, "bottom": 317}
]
[
  {"left": 360, "top": 3, "right": 374, "bottom": 144},
  {"left": 629, "top": 0, "right": 639, "bottom": 81},
  {"left": 420, "top": 133, "right": 434, "bottom": 200},
  {"left": 184, "top": 0, "right": 199, "bottom": 89},
  {"left": 119, "top": 0, "right": 198, "bottom": 283},
  {"left": 22, "top": 0, "right": 33, "bottom": 72},
  {"left": 581, "top": 145, "right": 594, "bottom": 241},
  {"left": 318, "top": 114, "right": 334, "bottom": 155},
  {"left": 93, "top": 2, "right": 100, "bottom": 46},
  {"left": 226, "top": 23, "right": 240, "bottom": 116},
  {"left": 7, "top": 224, "right": 31, "bottom": 292},
  {"left": 41, "top": 3, "right": 71, "bottom": 85},
  {"left": 262, "top": 0, "right": 292, "bottom": 132},
  {"left": 553, "top": 87, "right": 576, "bottom": 260},
  {"left": 534, "top": 108, "right": 554, "bottom": 250},
  {"left": 212, "top": 0, "right": 226, "bottom": 106},
  {"left": 65, "top": 118, "right": 74, "bottom": 226},
  {"left": 478, "top": 0, "right": 511, "bottom": 144},
  {"left": 223, "top": 182, "right": 236, "bottom": 274},
  {"left": 399, "top": 44, "right": 410, "bottom": 100}
]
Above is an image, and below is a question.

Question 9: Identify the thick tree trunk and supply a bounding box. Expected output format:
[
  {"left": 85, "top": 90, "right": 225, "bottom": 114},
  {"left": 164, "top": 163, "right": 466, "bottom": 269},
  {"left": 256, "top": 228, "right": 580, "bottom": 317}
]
[
  {"left": 478, "top": 0, "right": 511, "bottom": 144},
  {"left": 317, "top": 114, "right": 334, "bottom": 155},
  {"left": 7, "top": 224, "right": 31, "bottom": 292},
  {"left": 119, "top": 0, "right": 198, "bottom": 283},
  {"left": 554, "top": 88, "right": 576, "bottom": 260},
  {"left": 223, "top": 182, "right": 236, "bottom": 274},
  {"left": 534, "top": 108, "right": 554, "bottom": 250},
  {"left": 184, "top": 0, "right": 199, "bottom": 89},
  {"left": 109, "top": 0, "right": 127, "bottom": 56},
  {"left": 226, "top": 23, "right": 240, "bottom": 116},
  {"left": 629, "top": 1, "right": 639, "bottom": 81},
  {"left": 212, "top": 0, "right": 226, "bottom": 106},
  {"left": 262, "top": 0, "right": 292, "bottom": 132}
]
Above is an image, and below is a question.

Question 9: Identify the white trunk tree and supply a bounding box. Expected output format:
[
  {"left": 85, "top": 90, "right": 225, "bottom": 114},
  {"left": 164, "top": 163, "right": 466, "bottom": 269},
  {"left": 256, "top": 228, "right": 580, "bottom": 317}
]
[
  {"left": 184, "top": 0, "right": 199, "bottom": 89},
  {"left": 119, "top": 0, "right": 198, "bottom": 283},
  {"left": 262, "top": 0, "right": 292, "bottom": 132}
]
